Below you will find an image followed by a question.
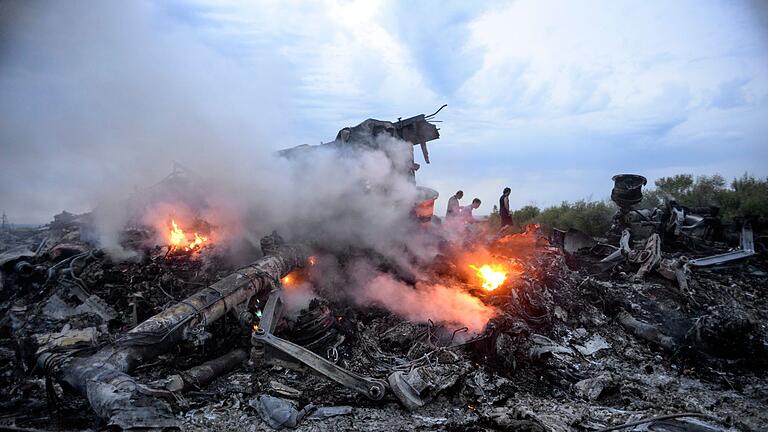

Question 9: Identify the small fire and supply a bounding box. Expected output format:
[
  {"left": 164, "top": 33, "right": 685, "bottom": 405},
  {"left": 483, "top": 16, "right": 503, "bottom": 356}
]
[
  {"left": 168, "top": 219, "right": 208, "bottom": 252},
  {"left": 281, "top": 272, "right": 294, "bottom": 287},
  {"left": 169, "top": 220, "right": 186, "bottom": 248},
  {"left": 469, "top": 264, "right": 508, "bottom": 291}
]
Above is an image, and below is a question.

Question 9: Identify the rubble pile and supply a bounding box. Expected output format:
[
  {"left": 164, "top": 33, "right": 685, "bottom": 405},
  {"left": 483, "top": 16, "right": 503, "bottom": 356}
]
[
  {"left": 1, "top": 210, "right": 766, "bottom": 431},
  {"left": 1, "top": 114, "right": 766, "bottom": 431}
]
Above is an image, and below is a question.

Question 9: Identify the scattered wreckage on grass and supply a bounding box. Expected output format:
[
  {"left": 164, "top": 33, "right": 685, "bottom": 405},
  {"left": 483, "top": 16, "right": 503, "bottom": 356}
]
[{"left": 1, "top": 113, "right": 767, "bottom": 430}]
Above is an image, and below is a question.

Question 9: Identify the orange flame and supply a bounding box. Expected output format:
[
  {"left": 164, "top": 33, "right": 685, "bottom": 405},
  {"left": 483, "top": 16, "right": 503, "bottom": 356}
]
[
  {"left": 168, "top": 219, "right": 208, "bottom": 252},
  {"left": 469, "top": 263, "right": 508, "bottom": 291},
  {"left": 169, "top": 220, "right": 186, "bottom": 249}
]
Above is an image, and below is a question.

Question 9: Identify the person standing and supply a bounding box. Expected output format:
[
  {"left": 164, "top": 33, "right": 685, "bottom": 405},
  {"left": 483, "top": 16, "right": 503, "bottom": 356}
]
[
  {"left": 446, "top": 190, "right": 463, "bottom": 219},
  {"left": 499, "top": 187, "right": 513, "bottom": 228},
  {"left": 461, "top": 198, "right": 482, "bottom": 222}
]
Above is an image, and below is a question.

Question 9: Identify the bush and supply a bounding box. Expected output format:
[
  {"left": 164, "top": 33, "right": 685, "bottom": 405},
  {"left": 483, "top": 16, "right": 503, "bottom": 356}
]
[
  {"left": 510, "top": 201, "right": 615, "bottom": 237},
  {"left": 502, "top": 173, "right": 766, "bottom": 238},
  {"left": 512, "top": 205, "right": 540, "bottom": 223},
  {"left": 640, "top": 173, "right": 768, "bottom": 221},
  {"left": 537, "top": 200, "right": 615, "bottom": 237},
  {"left": 488, "top": 205, "right": 501, "bottom": 230}
]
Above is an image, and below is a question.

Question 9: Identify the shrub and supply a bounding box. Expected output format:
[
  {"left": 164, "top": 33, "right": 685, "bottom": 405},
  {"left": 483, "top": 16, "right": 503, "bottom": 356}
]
[
  {"left": 640, "top": 173, "right": 768, "bottom": 221},
  {"left": 506, "top": 173, "right": 767, "bottom": 237},
  {"left": 508, "top": 201, "right": 614, "bottom": 237}
]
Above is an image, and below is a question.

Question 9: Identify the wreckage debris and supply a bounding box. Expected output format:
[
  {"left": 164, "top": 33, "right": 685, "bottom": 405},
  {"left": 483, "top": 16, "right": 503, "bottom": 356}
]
[
  {"left": 1, "top": 150, "right": 766, "bottom": 431},
  {"left": 37, "top": 234, "right": 309, "bottom": 428},
  {"left": 164, "top": 348, "right": 249, "bottom": 392}
]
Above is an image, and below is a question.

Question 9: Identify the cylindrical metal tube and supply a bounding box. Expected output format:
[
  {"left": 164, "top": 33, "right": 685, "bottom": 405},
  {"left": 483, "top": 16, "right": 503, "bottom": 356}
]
[
  {"left": 166, "top": 349, "right": 249, "bottom": 392},
  {"left": 40, "top": 241, "right": 310, "bottom": 429}
]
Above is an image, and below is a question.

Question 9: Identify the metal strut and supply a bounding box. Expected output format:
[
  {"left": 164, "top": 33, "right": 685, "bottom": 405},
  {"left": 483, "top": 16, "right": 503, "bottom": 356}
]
[{"left": 252, "top": 290, "right": 386, "bottom": 400}]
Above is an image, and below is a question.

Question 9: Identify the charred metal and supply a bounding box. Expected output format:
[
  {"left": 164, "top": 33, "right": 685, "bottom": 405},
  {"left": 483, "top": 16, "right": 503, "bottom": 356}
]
[{"left": 1, "top": 117, "right": 766, "bottom": 432}]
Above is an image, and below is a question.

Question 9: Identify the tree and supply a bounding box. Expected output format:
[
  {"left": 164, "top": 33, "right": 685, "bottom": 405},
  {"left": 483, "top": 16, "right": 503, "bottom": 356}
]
[
  {"left": 655, "top": 174, "right": 694, "bottom": 198},
  {"left": 512, "top": 205, "right": 541, "bottom": 225},
  {"left": 488, "top": 205, "right": 501, "bottom": 230}
]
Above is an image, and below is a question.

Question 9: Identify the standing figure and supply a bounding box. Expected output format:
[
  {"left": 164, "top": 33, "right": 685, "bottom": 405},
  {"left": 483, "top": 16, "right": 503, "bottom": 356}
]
[
  {"left": 499, "top": 187, "right": 513, "bottom": 228},
  {"left": 461, "top": 198, "right": 482, "bottom": 223},
  {"left": 446, "top": 190, "right": 464, "bottom": 220}
]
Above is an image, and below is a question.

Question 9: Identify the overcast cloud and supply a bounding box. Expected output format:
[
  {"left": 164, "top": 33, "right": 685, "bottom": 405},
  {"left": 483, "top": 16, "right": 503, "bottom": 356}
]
[{"left": 1, "top": 0, "right": 767, "bottom": 222}]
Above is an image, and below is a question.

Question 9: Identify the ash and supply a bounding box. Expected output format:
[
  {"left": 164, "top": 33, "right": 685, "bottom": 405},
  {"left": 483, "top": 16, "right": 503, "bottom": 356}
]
[
  {"left": 1, "top": 118, "right": 766, "bottom": 431},
  {"left": 1, "top": 210, "right": 766, "bottom": 432}
]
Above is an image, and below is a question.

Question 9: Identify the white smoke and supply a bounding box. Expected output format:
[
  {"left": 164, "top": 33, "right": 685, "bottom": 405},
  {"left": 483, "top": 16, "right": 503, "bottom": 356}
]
[
  {"left": 0, "top": 1, "right": 494, "bottom": 331},
  {"left": 356, "top": 270, "right": 497, "bottom": 333}
]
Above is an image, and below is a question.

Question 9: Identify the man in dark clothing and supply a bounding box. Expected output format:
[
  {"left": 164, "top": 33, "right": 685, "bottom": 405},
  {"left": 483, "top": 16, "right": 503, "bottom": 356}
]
[
  {"left": 499, "top": 187, "right": 513, "bottom": 228},
  {"left": 446, "top": 190, "right": 464, "bottom": 219}
]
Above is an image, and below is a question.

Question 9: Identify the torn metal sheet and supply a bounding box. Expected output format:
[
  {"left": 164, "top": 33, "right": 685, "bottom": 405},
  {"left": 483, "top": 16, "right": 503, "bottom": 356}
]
[
  {"left": 34, "top": 325, "right": 100, "bottom": 354},
  {"left": 0, "top": 247, "right": 35, "bottom": 268},
  {"left": 689, "top": 222, "right": 755, "bottom": 267},
  {"left": 574, "top": 334, "right": 611, "bottom": 357}
]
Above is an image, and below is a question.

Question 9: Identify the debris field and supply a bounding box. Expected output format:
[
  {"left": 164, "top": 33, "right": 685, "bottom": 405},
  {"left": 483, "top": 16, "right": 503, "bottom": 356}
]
[{"left": 1, "top": 115, "right": 766, "bottom": 432}]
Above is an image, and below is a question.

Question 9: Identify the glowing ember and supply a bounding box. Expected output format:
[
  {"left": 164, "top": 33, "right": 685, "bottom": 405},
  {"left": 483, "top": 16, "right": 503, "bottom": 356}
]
[
  {"left": 469, "top": 264, "right": 508, "bottom": 291},
  {"left": 308, "top": 256, "right": 317, "bottom": 266},
  {"left": 281, "top": 273, "right": 294, "bottom": 286},
  {"left": 168, "top": 219, "right": 208, "bottom": 252}
]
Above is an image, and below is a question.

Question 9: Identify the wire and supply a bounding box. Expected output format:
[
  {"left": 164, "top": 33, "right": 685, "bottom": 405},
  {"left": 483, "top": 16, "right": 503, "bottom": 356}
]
[
  {"left": 424, "top": 104, "right": 447, "bottom": 119},
  {"left": 595, "top": 412, "right": 715, "bottom": 432}
]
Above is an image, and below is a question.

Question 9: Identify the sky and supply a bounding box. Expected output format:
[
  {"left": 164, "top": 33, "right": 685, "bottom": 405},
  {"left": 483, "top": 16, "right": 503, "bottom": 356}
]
[{"left": 1, "top": 0, "right": 767, "bottom": 222}]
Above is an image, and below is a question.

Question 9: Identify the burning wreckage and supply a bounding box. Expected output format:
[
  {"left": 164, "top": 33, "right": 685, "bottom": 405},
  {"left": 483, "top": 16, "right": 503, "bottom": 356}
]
[{"left": 1, "top": 111, "right": 767, "bottom": 431}]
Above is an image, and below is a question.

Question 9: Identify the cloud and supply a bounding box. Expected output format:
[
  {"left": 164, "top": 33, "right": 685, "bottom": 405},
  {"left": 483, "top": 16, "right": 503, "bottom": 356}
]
[
  {"left": 710, "top": 78, "right": 751, "bottom": 109},
  {"left": 197, "top": 0, "right": 442, "bottom": 134},
  {"left": 1, "top": 0, "right": 767, "bottom": 225},
  {"left": 427, "top": 0, "right": 768, "bottom": 213},
  {"left": 0, "top": 0, "right": 291, "bottom": 223}
]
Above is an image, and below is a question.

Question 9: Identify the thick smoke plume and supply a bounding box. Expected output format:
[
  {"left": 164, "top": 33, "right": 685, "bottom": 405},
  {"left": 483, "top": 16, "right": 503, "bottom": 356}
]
[{"left": 0, "top": 1, "right": 494, "bottom": 332}]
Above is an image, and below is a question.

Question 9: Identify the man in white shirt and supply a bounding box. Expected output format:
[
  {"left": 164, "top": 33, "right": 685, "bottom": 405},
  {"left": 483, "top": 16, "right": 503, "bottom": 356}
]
[
  {"left": 461, "top": 198, "right": 482, "bottom": 222},
  {"left": 446, "top": 190, "right": 463, "bottom": 219}
]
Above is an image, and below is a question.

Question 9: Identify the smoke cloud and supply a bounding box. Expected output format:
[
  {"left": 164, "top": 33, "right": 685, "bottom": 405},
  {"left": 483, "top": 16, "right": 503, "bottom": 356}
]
[
  {"left": 357, "top": 272, "right": 496, "bottom": 332},
  {"left": 0, "top": 0, "right": 289, "bottom": 224},
  {"left": 0, "top": 1, "right": 493, "bottom": 332}
]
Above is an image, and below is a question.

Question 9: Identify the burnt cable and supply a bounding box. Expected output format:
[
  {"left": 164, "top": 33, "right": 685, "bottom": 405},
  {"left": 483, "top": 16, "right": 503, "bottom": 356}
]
[{"left": 595, "top": 412, "right": 716, "bottom": 432}]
